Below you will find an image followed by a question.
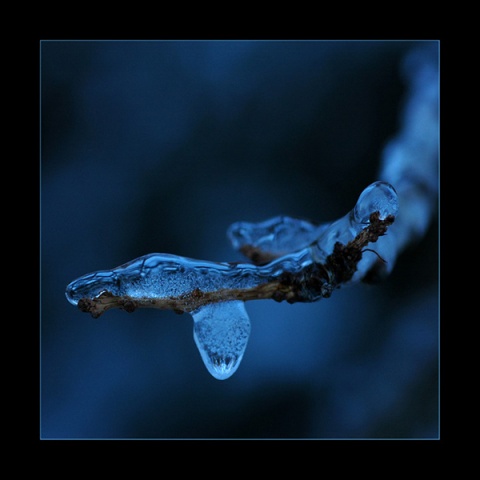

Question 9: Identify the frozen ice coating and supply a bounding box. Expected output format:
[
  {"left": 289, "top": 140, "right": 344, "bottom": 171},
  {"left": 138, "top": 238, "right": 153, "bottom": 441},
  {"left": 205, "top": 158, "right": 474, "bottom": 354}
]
[
  {"left": 310, "top": 181, "right": 398, "bottom": 263},
  {"left": 65, "top": 181, "right": 397, "bottom": 307},
  {"left": 65, "top": 181, "right": 398, "bottom": 380},
  {"left": 353, "top": 181, "right": 399, "bottom": 224},
  {"left": 65, "top": 270, "right": 120, "bottom": 306},
  {"left": 226, "top": 181, "right": 397, "bottom": 266},
  {"left": 66, "top": 254, "right": 262, "bottom": 306},
  {"left": 192, "top": 301, "right": 251, "bottom": 380},
  {"left": 65, "top": 251, "right": 313, "bottom": 307},
  {"left": 64, "top": 181, "right": 404, "bottom": 384},
  {"left": 227, "top": 215, "right": 328, "bottom": 256}
]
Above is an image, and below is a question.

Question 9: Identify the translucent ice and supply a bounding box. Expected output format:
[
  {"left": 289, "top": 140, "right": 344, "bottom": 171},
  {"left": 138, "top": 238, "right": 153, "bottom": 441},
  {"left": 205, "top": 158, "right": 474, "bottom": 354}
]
[
  {"left": 66, "top": 254, "right": 266, "bottom": 306},
  {"left": 227, "top": 215, "right": 327, "bottom": 257},
  {"left": 226, "top": 182, "right": 398, "bottom": 267},
  {"left": 192, "top": 301, "right": 251, "bottom": 380},
  {"left": 65, "top": 250, "right": 314, "bottom": 308},
  {"left": 65, "top": 180, "right": 399, "bottom": 311},
  {"left": 311, "top": 181, "right": 398, "bottom": 263},
  {"left": 353, "top": 181, "right": 399, "bottom": 224},
  {"left": 65, "top": 270, "right": 120, "bottom": 306},
  {"left": 65, "top": 181, "right": 399, "bottom": 381},
  {"left": 66, "top": 181, "right": 398, "bottom": 309}
]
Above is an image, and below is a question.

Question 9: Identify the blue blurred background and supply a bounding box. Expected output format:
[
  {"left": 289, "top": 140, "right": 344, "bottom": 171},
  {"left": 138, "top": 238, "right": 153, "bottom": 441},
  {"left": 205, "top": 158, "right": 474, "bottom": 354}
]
[{"left": 40, "top": 40, "right": 439, "bottom": 439}]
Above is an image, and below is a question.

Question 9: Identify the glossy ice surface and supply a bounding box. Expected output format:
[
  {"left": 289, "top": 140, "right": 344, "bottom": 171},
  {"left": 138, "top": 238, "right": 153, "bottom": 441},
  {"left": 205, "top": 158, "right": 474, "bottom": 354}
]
[
  {"left": 192, "top": 301, "right": 251, "bottom": 380},
  {"left": 65, "top": 181, "right": 398, "bottom": 379}
]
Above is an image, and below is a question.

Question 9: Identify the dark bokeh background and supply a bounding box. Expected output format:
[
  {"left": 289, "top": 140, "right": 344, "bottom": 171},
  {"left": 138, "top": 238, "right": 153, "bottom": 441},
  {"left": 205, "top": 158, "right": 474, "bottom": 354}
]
[{"left": 40, "top": 40, "right": 439, "bottom": 439}]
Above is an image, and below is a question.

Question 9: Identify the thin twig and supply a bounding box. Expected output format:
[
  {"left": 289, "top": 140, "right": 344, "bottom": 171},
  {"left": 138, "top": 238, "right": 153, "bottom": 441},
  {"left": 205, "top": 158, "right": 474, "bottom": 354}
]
[{"left": 77, "top": 212, "right": 394, "bottom": 318}]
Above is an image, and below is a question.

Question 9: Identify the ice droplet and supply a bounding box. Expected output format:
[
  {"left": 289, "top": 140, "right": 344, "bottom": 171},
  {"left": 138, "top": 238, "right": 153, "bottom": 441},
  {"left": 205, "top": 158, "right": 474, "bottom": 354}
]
[
  {"left": 354, "top": 181, "right": 398, "bottom": 224},
  {"left": 191, "top": 301, "right": 251, "bottom": 380},
  {"left": 309, "top": 181, "right": 398, "bottom": 263}
]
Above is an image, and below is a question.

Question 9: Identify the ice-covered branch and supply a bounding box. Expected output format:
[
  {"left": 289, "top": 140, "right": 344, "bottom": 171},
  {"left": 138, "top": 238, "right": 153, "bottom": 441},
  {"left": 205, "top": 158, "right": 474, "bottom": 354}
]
[
  {"left": 66, "top": 182, "right": 396, "bottom": 380},
  {"left": 65, "top": 45, "right": 438, "bottom": 380},
  {"left": 229, "top": 45, "right": 439, "bottom": 285},
  {"left": 66, "top": 197, "right": 395, "bottom": 318}
]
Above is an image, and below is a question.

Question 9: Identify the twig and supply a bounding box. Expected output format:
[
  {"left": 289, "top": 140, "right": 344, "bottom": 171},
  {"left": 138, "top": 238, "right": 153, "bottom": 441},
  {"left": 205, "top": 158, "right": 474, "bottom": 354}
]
[{"left": 77, "top": 212, "right": 394, "bottom": 318}]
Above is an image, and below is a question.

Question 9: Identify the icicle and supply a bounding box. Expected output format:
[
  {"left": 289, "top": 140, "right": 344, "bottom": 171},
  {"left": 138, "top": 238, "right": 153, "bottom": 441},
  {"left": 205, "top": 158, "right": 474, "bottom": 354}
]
[{"left": 191, "top": 300, "right": 251, "bottom": 380}]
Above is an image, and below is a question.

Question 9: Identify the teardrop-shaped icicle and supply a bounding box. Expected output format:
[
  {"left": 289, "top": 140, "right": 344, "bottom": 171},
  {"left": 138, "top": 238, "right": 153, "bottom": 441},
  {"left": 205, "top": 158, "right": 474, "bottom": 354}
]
[{"left": 192, "top": 301, "right": 251, "bottom": 380}]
